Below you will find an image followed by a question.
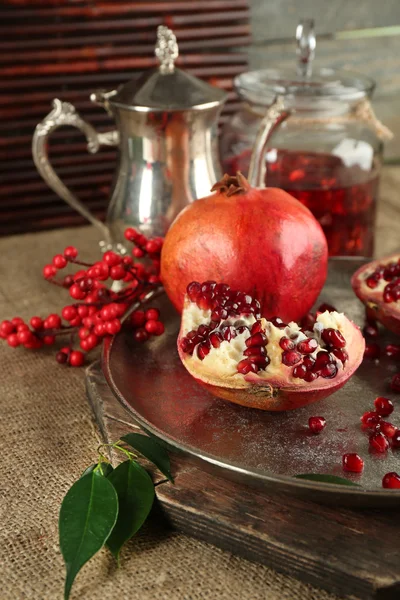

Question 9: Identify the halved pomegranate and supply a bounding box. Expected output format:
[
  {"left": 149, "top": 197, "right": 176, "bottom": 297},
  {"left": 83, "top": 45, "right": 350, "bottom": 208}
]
[
  {"left": 352, "top": 253, "right": 400, "bottom": 335},
  {"left": 177, "top": 281, "right": 365, "bottom": 411}
]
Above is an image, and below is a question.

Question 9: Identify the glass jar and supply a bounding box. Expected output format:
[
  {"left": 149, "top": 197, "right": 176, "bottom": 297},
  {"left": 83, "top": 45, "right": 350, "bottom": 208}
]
[{"left": 220, "top": 67, "right": 384, "bottom": 257}]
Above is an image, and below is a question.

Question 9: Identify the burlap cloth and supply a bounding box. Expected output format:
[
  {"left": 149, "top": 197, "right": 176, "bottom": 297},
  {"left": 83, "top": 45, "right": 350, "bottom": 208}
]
[{"left": 1, "top": 167, "right": 399, "bottom": 600}]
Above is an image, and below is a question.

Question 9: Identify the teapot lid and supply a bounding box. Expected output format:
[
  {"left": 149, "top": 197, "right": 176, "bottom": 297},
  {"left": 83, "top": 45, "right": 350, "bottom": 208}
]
[{"left": 109, "top": 26, "right": 227, "bottom": 112}]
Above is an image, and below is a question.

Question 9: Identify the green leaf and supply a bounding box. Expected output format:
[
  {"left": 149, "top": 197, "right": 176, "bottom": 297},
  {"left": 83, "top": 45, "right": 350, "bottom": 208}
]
[
  {"left": 121, "top": 433, "right": 174, "bottom": 482},
  {"left": 294, "top": 473, "right": 361, "bottom": 487},
  {"left": 106, "top": 459, "right": 155, "bottom": 560},
  {"left": 59, "top": 471, "right": 119, "bottom": 600},
  {"left": 81, "top": 463, "right": 114, "bottom": 478}
]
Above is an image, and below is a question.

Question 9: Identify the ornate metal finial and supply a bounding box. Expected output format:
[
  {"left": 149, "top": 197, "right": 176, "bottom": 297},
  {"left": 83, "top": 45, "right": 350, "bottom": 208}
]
[
  {"left": 296, "top": 19, "right": 316, "bottom": 77},
  {"left": 155, "top": 25, "right": 178, "bottom": 74}
]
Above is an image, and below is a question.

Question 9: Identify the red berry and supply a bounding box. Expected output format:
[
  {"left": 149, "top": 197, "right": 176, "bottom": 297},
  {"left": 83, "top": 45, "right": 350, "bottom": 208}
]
[
  {"left": 144, "top": 319, "right": 159, "bottom": 334},
  {"left": 63, "top": 246, "right": 78, "bottom": 259},
  {"left": 69, "top": 350, "right": 85, "bottom": 367},
  {"left": 43, "top": 335, "right": 56, "bottom": 345},
  {"left": 103, "top": 251, "right": 121, "bottom": 266},
  {"left": 85, "top": 333, "right": 99, "bottom": 350},
  {"left": 308, "top": 416, "right": 326, "bottom": 434},
  {"left": 153, "top": 321, "right": 165, "bottom": 336},
  {"left": 69, "top": 283, "right": 86, "bottom": 300},
  {"left": 45, "top": 314, "right": 62, "bottom": 330},
  {"left": 105, "top": 319, "right": 121, "bottom": 335},
  {"left": 382, "top": 472, "right": 400, "bottom": 489},
  {"left": 145, "top": 240, "right": 161, "bottom": 254},
  {"left": 56, "top": 351, "right": 68, "bottom": 365},
  {"left": 52, "top": 254, "right": 67, "bottom": 269},
  {"left": 30, "top": 316, "right": 43, "bottom": 330},
  {"left": 92, "top": 261, "right": 109, "bottom": 281},
  {"left": 63, "top": 275, "right": 74, "bottom": 288},
  {"left": 69, "top": 317, "right": 82, "bottom": 327},
  {"left": 43, "top": 264, "right": 57, "bottom": 279},
  {"left": 61, "top": 346, "right": 71, "bottom": 355},
  {"left": 374, "top": 397, "right": 394, "bottom": 417},
  {"left": 390, "top": 373, "right": 400, "bottom": 392},
  {"left": 78, "top": 327, "right": 90, "bottom": 340},
  {"left": 11, "top": 317, "right": 24, "bottom": 327},
  {"left": 342, "top": 453, "right": 364, "bottom": 473},
  {"left": 133, "top": 247, "right": 145, "bottom": 258},
  {"left": 131, "top": 310, "right": 146, "bottom": 328},
  {"left": 77, "top": 305, "right": 89, "bottom": 318},
  {"left": 0, "top": 320, "right": 15, "bottom": 337},
  {"left": 94, "top": 323, "right": 106, "bottom": 337},
  {"left": 110, "top": 264, "right": 126, "bottom": 280},
  {"left": 17, "top": 330, "right": 33, "bottom": 344},
  {"left": 360, "top": 411, "right": 381, "bottom": 428},
  {"left": 148, "top": 275, "right": 160, "bottom": 285},
  {"left": 7, "top": 334, "right": 20, "bottom": 347},
  {"left": 134, "top": 328, "right": 148, "bottom": 343},
  {"left": 145, "top": 308, "right": 160, "bottom": 321},
  {"left": 124, "top": 228, "right": 138, "bottom": 242},
  {"left": 369, "top": 432, "right": 389, "bottom": 453}
]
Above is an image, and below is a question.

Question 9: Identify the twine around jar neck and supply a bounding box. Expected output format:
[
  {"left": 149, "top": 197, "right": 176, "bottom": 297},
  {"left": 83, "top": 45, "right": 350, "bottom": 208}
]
[{"left": 244, "top": 98, "right": 393, "bottom": 141}]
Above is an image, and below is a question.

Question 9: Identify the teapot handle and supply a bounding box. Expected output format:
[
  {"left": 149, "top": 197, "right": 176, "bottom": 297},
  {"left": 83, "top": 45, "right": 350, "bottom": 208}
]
[
  {"left": 248, "top": 96, "right": 291, "bottom": 187},
  {"left": 32, "top": 99, "right": 119, "bottom": 243}
]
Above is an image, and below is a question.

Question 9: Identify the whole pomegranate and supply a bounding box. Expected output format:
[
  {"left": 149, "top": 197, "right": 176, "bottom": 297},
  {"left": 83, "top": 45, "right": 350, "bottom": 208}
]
[
  {"left": 178, "top": 280, "right": 364, "bottom": 411},
  {"left": 161, "top": 173, "right": 328, "bottom": 322}
]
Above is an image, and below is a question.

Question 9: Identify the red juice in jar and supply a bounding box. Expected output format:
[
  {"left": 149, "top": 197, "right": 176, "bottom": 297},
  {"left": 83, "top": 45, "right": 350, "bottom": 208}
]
[{"left": 222, "top": 148, "right": 379, "bottom": 257}]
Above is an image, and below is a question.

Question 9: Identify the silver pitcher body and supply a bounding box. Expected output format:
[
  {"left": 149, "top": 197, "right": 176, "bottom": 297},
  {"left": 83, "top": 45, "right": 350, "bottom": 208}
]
[{"left": 32, "top": 26, "right": 226, "bottom": 250}]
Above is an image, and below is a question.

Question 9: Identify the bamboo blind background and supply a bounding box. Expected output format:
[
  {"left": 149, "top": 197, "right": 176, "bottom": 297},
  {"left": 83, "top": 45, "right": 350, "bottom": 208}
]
[{"left": 0, "top": 0, "right": 250, "bottom": 236}]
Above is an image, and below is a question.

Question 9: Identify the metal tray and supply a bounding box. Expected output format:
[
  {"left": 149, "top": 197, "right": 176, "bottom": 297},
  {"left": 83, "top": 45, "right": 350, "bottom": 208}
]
[{"left": 102, "top": 259, "right": 400, "bottom": 507}]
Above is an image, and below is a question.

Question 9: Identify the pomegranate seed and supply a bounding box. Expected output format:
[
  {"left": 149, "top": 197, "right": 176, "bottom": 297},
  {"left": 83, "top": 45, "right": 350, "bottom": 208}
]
[
  {"left": 304, "top": 371, "right": 319, "bottom": 382},
  {"left": 374, "top": 397, "right": 394, "bottom": 417},
  {"left": 364, "top": 343, "right": 380, "bottom": 360},
  {"left": 237, "top": 359, "right": 258, "bottom": 374},
  {"left": 249, "top": 355, "right": 269, "bottom": 368},
  {"left": 302, "top": 356, "right": 315, "bottom": 369},
  {"left": 279, "top": 337, "right": 294, "bottom": 351},
  {"left": 69, "top": 350, "right": 85, "bottom": 367},
  {"left": 391, "top": 431, "right": 400, "bottom": 449},
  {"left": 369, "top": 432, "right": 389, "bottom": 453},
  {"left": 317, "top": 303, "right": 337, "bottom": 313},
  {"left": 245, "top": 332, "right": 267, "bottom": 347},
  {"left": 134, "top": 328, "right": 148, "bottom": 343},
  {"left": 197, "top": 341, "right": 211, "bottom": 360},
  {"left": 378, "top": 421, "right": 398, "bottom": 439},
  {"left": 236, "top": 325, "right": 249, "bottom": 334},
  {"left": 244, "top": 346, "right": 266, "bottom": 357},
  {"left": 382, "top": 472, "right": 400, "bottom": 489},
  {"left": 209, "top": 332, "right": 223, "bottom": 348},
  {"left": 321, "top": 328, "right": 346, "bottom": 349},
  {"left": 363, "top": 323, "right": 379, "bottom": 338},
  {"left": 390, "top": 373, "right": 400, "bottom": 392},
  {"left": 201, "top": 280, "right": 217, "bottom": 293},
  {"left": 300, "top": 313, "right": 316, "bottom": 330},
  {"left": 211, "top": 307, "right": 228, "bottom": 321},
  {"left": 331, "top": 348, "right": 348, "bottom": 364},
  {"left": 293, "top": 364, "right": 307, "bottom": 379},
  {"left": 250, "top": 321, "right": 263, "bottom": 334},
  {"left": 320, "top": 363, "right": 338, "bottom": 379},
  {"left": 361, "top": 411, "right": 381, "bottom": 428},
  {"left": 366, "top": 276, "right": 379, "bottom": 289},
  {"left": 180, "top": 337, "right": 194, "bottom": 354},
  {"left": 342, "top": 453, "right": 364, "bottom": 473},
  {"left": 308, "top": 416, "right": 326, "bottom": 434},
  {"left": 282, "top": 350, "right": 302, "bottom": 366},
  {"left": 313, "top": 351, "right": 331, "bottom": 370},
  {"left": 270, "top": 317, "right": 287, "bottom": 328},
  {"left": 221, "top": 326, "right": 237, "bottom": 342},
  {"left": 297, "top": 337, "right": 318, "bottom": 354},
  {"left": 384, "top": 343, "right": 400, "bottom": 359}
]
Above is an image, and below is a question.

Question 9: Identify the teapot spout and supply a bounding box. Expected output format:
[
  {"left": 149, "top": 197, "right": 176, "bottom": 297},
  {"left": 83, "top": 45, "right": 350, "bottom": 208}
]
[{"left": 90, "top": 89, "right": 117, "bottom": 112}]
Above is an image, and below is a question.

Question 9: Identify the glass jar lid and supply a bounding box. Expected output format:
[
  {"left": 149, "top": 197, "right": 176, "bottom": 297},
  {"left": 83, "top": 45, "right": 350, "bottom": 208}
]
[{"left": 110, "top": 26, "right": 227, "bottom": 112}]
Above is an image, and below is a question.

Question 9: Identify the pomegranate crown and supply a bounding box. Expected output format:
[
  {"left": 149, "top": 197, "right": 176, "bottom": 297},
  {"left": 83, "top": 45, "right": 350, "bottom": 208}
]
[{"left": 211, "top": 172, "right": 250, "bottom": 197}]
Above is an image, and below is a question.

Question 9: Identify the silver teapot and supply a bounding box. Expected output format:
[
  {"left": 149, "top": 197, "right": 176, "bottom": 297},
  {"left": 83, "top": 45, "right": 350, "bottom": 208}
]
[{"left": 32, "top": 27, "right": 227, "bottom": 250}]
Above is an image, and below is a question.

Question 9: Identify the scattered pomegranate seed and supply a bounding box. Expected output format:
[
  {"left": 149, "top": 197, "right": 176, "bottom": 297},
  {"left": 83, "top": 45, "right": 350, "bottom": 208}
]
[
  {"left": 363, "top": 323, "right": 379, "bottom": 338},
  {"left": 308, "top": 416, "right": 326, "bottom": 434},
  {"left": 361, "top": 411, "right": 381, "bottom": 428},
  {"left": 374, "top": 397, "right": 394, "bottom": 417},
  {"left": 391, "top": 431, "right": 400, "bottom": 449},
  {"left": 363, "top": 343, "right": 380, "bottom": 360},
  {"left": 378, "top": 421, "right": 398, "bottom": 439},
  {"left": 342, "top": 453, "right": 364, "bottom": 473},
  {"left": 369, "top": 432, "right": 389, "bottom": 453},
  {"left": 384, "top": 343, "right": 400, "bottom": 359},
  {"left": 382, "top": 472, "right": 400, "bottom": 489},
  {"left": 390, "top": 373, "right": 400, "bottom": 392}
]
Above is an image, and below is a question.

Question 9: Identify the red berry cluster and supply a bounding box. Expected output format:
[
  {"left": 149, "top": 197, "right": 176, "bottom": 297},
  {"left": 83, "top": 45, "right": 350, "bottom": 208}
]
[{"left": 0, "top": 229, "right": 164, "bottom": 367}]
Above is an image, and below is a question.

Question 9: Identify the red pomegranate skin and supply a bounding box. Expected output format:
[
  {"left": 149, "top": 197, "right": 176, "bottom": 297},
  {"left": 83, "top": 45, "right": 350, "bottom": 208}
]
[{"left": 161, "top": 182, "right": 328, "bottom": 322}]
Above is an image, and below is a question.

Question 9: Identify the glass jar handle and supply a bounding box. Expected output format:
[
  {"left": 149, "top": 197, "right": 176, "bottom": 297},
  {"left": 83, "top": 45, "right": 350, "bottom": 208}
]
[
  {"left": 248, "top": 96, "right": 291, "bottom": 187},
  {"left": 32, "top": 98, "right": 119, "bottom": 243}
]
